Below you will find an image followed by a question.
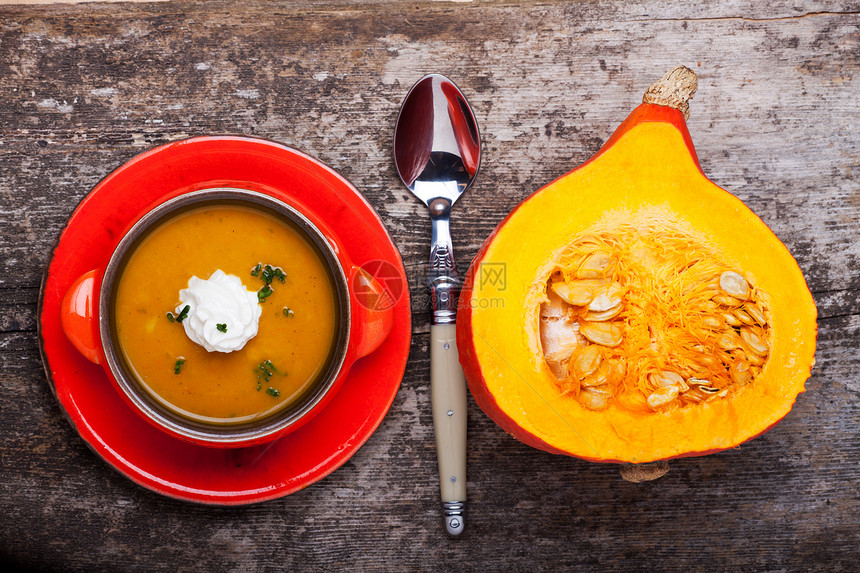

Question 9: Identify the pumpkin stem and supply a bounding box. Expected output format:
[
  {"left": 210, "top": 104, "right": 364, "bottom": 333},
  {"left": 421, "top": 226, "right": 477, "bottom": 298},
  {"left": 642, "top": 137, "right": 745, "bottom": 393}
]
[
  {"left": 642, "top": 66, "right": 698, "bottom": 121},
  {"left": 619, "top": 460, "right": 670, "bottom": 482}
]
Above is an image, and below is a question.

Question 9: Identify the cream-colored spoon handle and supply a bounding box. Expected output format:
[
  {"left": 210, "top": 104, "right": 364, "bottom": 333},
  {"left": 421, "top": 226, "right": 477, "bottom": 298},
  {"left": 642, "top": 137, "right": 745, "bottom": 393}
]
[{"left": 430, "top": 323, "right": 467, "bottom": 536}]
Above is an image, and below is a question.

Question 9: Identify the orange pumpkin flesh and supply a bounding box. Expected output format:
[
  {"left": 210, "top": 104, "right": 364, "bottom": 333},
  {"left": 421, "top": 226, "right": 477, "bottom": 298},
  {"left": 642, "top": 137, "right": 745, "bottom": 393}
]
[{"left": 456, "top": 68, "right": 817, "bottom": 464}]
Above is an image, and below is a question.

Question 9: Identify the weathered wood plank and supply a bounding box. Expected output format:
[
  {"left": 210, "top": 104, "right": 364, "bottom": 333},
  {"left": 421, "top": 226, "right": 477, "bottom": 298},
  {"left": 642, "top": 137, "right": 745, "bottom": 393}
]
[{"left": 0, "top": 1, "right": 857, "bottom": 571}]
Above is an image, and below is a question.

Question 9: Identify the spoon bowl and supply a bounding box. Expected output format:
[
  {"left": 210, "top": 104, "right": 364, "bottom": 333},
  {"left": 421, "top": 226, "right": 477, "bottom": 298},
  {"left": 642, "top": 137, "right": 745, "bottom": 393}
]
[{"left": 395, "top": 74, "right": 481, "bottom": 207}]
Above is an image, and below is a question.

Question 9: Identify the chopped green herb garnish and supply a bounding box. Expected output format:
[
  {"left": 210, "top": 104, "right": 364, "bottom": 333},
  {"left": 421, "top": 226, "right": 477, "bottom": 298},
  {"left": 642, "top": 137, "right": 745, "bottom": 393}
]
[
  {"left": 257, "top": 285, "right": 274, "bottom": 302},
  {"left": 216, "top": 323, "right": 227, "bottom": 333},
  {"left": 266, "top": 387, "right": 280, "bottom": 397},
  {"left": 261, "top": 265, "right": 287, "bottom": 285},
  {"left": 256, "top": 360, "right": 277, "bottom": 390},
  {"left": 252, "top": 263, "right": 287, "bottom": 285},
  {"left": 283, "top": 307, "right": 294, "bottom": 318},
  {"left": 176, "top": 305, "right": 191, "bottom": 323},
  {"left": 166, "top": 312, "right": 175, "bottom": 323},
  {"left": 174, "top": 358, "right": 185, "bottom": 374},
  {"left": 252, "top": 263, "right": 286, "bottom": 303},
  {"left": 255, "top": 360, "right": 286, "bottom": 391}
]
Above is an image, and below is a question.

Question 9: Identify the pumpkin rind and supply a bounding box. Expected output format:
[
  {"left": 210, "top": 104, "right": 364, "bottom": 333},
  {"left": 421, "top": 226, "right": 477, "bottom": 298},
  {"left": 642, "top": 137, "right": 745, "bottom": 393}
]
[{"left": 456, "top": 94, "right": 817, "bottom": 464}]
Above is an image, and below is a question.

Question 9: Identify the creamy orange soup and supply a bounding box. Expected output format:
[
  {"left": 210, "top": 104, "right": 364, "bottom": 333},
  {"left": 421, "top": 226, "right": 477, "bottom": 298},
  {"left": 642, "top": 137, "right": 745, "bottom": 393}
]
[{"left": 114, "top": 203, "right": 338, "bottom": 424}]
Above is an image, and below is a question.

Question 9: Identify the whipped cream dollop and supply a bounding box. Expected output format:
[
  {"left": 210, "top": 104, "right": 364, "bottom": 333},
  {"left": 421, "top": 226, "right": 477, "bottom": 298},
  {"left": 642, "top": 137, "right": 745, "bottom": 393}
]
[{"left": 177, "top": 269, "right": 262, "bottom": 353}]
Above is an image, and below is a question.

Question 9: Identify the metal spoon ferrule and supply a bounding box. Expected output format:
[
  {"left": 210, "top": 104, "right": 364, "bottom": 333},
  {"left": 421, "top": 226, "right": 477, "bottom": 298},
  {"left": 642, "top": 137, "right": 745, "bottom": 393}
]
[
  {"left": 427, "top": 192, "right": 460, "bottom": 325},
  {"left": 429, "top": 276, "right": 459, "bottom": 326}
]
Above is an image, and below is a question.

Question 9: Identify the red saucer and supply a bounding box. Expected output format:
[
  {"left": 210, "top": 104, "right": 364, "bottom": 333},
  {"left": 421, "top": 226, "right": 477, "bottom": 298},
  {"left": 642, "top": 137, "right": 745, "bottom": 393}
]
[{"left": 38, "top": 135, "right": 412, "bottom": 505}]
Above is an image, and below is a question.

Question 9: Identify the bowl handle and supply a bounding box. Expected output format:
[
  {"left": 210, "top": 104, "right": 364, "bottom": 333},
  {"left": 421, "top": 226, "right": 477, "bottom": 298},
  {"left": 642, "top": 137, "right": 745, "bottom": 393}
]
[
  {"left": 349, "top": 266, "right": 395, "bottom": 359},
  {"left": 60, "top": 270, "right": 103, "bottom": 364}
]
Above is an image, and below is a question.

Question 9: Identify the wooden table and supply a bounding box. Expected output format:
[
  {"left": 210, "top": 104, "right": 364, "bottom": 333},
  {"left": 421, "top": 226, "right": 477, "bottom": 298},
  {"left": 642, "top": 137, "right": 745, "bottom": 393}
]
[{"left": 1, "top": 1, "right": 857, "bottom": 570}]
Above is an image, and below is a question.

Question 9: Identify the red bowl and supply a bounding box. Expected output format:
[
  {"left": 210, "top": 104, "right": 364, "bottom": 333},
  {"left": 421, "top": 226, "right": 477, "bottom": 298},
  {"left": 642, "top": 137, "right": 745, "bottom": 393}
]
[{"left": 61, "top": 187, "right": 394, "bottom": 447}]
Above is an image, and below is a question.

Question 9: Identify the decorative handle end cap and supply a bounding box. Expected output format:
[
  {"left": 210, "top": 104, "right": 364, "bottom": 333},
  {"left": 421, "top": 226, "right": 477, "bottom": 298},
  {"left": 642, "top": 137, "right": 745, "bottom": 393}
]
[{"left": 443, "top": 501, "right": 465, "bottom": 537}]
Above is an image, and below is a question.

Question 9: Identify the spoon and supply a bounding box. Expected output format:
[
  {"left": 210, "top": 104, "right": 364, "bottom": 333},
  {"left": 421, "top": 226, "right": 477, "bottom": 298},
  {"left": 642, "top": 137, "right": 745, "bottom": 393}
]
[{"left": 394, "top": 73, "right": 481, "bottom": 537}]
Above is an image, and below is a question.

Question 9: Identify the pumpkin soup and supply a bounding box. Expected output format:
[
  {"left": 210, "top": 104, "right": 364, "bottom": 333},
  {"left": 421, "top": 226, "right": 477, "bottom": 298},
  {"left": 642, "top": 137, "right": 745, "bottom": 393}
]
[{"left": 113, "top": 202, "right": 339, "bottom": 424}]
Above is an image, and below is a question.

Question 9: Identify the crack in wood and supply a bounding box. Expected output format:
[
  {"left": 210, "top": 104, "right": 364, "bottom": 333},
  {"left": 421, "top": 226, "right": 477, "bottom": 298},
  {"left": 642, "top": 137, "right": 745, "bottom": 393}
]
[
  {"left": 818, "top": 312, "right": 860, "bottom": 321},
  {"left": 626, "top": 10, "right": 860, "bottom": 23}
]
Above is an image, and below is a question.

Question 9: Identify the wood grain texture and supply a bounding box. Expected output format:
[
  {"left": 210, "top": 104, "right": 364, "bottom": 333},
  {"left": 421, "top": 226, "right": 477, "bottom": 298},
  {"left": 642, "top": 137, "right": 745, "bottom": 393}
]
[{"left": 1, "top": 1, "right": 858, "bottom": 571}]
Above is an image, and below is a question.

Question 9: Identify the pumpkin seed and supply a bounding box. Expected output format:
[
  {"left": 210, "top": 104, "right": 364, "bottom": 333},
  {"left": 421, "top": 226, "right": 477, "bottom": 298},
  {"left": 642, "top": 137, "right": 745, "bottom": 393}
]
[
  {"left": 740, "top": 326, "right": 769, "bottom": 356},
  {"left": 579, "top": 321, "right": 623, "bottom": 347},
  {"left": 584, "top": 303, "right": 623, "bottom": 322},
  {"left": 586, "top": 384, "right": 614, "bottom": 398},
  {"left": 578, "top": 388, "right": 609, "bottom": 410},
  {"left": 720, "top": 271, "right": 750, "bottom": 300},
  {"left": 685, "top": 365, "right": 709, "bottom": 379},
  {"left": 745, "top": 303, "right": 767, "bottom": 326},
  {"left": 716, "top": 331, "right": 741, "bottom": 351},
  {"left": 746, "top": 351, "right": 766, "bottom": 367},
  {"left": 582, "top": 361, "right": 613, "bottom": 387},
  {"left": 609, "top": 357, "right": 627, "bottom": 381},
  {"left": 577, "top": 251, "right": 615, "bottom": 279},
  {"left": 734, "top": 309, "right": 755, "bottom": 326},
  {"left": 730, "top": 361, "right": 753, "bottom": 385},
  {"left": 650, "top": 370, "right": 684, "bottom": 388},
  {"left": 551, "top": 279, "right": 605, "bottom": 307},
  {"left": 696, "top": 352, "right": 722, "bottom": 369},
  {"left": 647, "top": 385, "right": 680, "bottom": 409},
  {"left": 723, "top": 312, "right": 742, "bottom": 327},
  {"left": 682, "top": 384, "right": 719, "bottom": 403},
  {"left": 588, "top": 282, "right": 624, "bottom": 312},
  {"left": 571, "top": 344, "right": 602, "bottom": 378},
  {"left": 712, "top": 294, "right": 743, "bottom": 307},
  {"left": 591, "top": 360, "right": 614, "bottom": 384},
  {"left": 688, "top": 377, "right": 711, "bottom": 386}
]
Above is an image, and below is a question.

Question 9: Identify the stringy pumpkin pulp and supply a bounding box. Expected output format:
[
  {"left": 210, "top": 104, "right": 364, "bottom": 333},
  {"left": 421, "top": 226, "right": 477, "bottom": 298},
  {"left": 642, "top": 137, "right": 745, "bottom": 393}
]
[{"left": 539, "top": 216, "right": 771, "bottom": 413}]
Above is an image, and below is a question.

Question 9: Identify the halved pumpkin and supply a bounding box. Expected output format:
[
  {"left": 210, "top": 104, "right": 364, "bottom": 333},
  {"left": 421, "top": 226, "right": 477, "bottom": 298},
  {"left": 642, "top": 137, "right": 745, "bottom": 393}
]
[{"left": 456, "top": 67, "right": 817, "bottom": 465}]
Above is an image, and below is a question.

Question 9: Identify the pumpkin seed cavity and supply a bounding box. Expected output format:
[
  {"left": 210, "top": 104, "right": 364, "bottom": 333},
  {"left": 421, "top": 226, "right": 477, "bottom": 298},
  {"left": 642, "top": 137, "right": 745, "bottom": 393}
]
[{"left": 538, "top": 224, "right": 771, "bottom": 413}]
